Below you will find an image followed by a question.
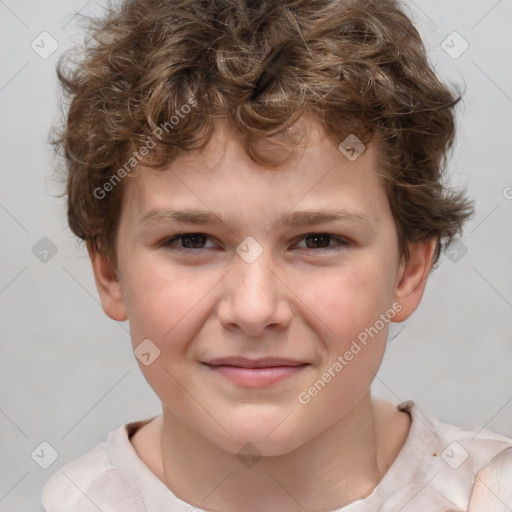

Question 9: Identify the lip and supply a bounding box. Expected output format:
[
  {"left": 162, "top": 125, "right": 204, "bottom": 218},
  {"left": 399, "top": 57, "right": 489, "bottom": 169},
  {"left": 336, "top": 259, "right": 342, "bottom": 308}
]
[
  {"left": 202, "top": 357, "right": 309, "bottom": 388},
  {"left": 204, "top": 356, "right": 307, "bottom": 368}
]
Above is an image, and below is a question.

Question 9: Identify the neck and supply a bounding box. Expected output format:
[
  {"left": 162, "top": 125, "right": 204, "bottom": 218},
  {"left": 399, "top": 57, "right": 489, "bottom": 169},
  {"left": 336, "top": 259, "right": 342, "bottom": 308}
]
[{"left": 157, "top": 391, "right": 391, "bottom": 512}]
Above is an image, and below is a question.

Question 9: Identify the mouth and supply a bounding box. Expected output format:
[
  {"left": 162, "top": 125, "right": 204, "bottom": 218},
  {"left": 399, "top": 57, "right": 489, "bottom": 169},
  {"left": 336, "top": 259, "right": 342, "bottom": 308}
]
[{"left": 202, "top": 357, "right": 309, "bottom": 387}]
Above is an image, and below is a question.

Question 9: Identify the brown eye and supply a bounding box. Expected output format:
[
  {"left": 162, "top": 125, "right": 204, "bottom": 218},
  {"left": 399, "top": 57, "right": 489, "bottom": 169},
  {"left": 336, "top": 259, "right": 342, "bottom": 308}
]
[
  {"left": 295, "top": 233, "right": 350, "bottom": 252},
  {"left": 161, "top": 233, "right": 213, "bottom": 252},
  {"left": 305, "top": 234, "right": 330, "bottom": 249}
]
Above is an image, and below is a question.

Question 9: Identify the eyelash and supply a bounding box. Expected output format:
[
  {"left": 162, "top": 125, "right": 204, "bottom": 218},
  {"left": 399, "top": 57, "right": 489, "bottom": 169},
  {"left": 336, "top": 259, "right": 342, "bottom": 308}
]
[{"left": 159, "top": 232, "right": 351, "bottom": 254}]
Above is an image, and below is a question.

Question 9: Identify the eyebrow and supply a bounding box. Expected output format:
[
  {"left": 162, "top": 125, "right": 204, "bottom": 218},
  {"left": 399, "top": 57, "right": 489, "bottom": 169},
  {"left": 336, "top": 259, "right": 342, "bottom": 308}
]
[{"left": 140, "top": 208, "right": 373, "bottom": 231}]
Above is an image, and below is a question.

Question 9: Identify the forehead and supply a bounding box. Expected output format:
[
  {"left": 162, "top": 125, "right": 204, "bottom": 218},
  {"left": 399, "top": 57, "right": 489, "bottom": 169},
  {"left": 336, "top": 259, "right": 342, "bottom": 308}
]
[{"left": 121, "top": 119, "right": 389, "bottom": 229}]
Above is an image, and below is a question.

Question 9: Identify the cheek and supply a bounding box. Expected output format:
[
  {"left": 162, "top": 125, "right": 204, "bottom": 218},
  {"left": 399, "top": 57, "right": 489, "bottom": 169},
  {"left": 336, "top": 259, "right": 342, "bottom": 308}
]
[
  {"left": 291, "top": 261, "right": 394, "bottom": 426},
  {"left": 122, "top": 255, "right": 218, "bottom": 349},
  {"left": 296, "top": 256, "right": 396, "bottom": 343},
  {"left": 123, "top": 260, "right": 220, "bottom": 420}
]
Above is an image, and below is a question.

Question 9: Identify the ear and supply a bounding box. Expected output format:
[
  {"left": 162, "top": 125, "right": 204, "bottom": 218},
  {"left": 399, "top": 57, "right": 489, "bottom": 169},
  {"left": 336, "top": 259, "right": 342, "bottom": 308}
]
[
  {"left": 391, "top": 238, "right": 437, "bottom": 323},
  {"left": 87, "top": 242, "right": 127, "bottom": 321}
]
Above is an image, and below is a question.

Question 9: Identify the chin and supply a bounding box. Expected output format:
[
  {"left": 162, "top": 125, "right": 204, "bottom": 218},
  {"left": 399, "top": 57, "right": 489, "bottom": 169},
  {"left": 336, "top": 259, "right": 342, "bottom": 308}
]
[
  {"left": 210, "top": 409, "right": 307, "bottom": 457},
  {"left": 218, "top": 432, "right": 302, "bottom": 459}
]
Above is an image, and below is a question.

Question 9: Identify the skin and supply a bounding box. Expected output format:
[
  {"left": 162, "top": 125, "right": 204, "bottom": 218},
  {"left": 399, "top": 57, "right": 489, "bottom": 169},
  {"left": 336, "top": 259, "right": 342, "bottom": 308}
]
[{"left": 88, "top": 118, "right": 436, "bottom": 511}]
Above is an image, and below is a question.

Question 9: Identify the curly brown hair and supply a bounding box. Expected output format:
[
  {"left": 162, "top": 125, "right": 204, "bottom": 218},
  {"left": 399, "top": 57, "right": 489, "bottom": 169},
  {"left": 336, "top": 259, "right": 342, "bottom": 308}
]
[{"left": 54, "top": 0, "right": 474, "bottom": 267}]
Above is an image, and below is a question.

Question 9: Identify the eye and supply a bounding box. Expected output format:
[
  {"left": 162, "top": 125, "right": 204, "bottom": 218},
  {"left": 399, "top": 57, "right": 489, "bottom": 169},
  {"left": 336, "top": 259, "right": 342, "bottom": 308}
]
[
  {"left": 160, "top": 233, "right": 217, "bottom": 253},
  {"left": 294, "top": 233, "right": 350, "bottom": 252},
  {"left": 159, "top": 232, "right": 351, "bottom": 255}
]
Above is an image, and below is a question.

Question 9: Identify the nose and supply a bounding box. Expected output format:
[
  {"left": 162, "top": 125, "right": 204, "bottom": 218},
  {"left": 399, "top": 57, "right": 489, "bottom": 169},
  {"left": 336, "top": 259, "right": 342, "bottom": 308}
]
[{"left": 216, "top": 248, "right": 293, "bottom": 337}]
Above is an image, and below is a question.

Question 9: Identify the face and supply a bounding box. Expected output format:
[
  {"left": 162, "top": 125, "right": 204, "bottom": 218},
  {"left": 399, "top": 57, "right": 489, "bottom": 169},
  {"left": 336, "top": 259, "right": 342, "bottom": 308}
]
[{"left": 92, "top": 119, "right": 433, "bottom": 457}]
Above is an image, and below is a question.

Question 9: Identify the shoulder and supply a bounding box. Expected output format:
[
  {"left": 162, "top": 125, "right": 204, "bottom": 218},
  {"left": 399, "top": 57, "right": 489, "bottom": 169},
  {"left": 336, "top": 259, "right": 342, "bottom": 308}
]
[
  {"left": 40, "top": 420, "right": 149, "bottom": 512},
  {"left": 468, "top": 447, "right": 512, "bottom": 511},
  {"left": 385, "top": 401, "right": 512, "bottom": 509},
  {"left": 40, "top": 440, "right": 120, "bottom": 512},
  {"left": 400, "top": 400, "right": 512, "bottom": 471}
]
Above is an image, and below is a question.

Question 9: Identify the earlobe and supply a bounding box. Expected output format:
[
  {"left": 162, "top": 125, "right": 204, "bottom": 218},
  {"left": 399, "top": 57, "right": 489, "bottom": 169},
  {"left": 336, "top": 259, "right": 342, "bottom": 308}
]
[
  {"left": 87, "top": 242, "right": 128, "bottom": 321},
  {"left": 392, "top": 238, "right": 437, "bottom": 323}
]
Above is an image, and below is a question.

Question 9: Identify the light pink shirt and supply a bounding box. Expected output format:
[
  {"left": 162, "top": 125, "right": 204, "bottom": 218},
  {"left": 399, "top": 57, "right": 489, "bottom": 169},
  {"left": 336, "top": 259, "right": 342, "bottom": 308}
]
[{"left": 40, "top": 401, "right": 512, "bottom": 511}]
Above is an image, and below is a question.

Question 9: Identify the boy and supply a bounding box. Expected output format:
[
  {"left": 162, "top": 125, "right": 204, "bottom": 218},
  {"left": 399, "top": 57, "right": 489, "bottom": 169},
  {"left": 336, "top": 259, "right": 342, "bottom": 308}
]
[{"left": 41, "top": 0, "right": 512, "bottom": 510}]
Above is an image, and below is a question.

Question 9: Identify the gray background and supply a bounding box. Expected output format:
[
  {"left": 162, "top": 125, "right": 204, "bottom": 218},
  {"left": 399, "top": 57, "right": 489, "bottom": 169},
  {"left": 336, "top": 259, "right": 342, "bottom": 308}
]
[{"left": 0, "top": 0, "right": 511, "bottom": 510}]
